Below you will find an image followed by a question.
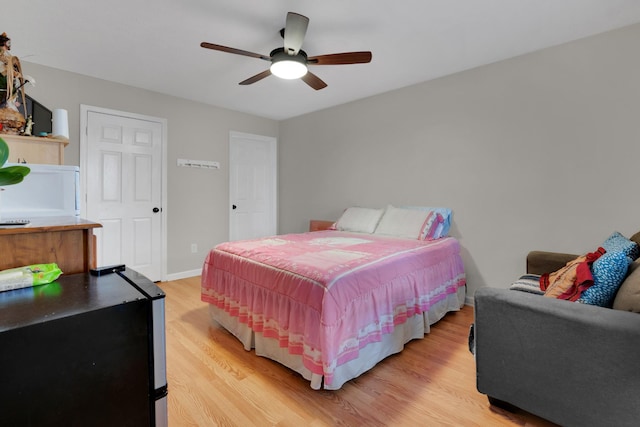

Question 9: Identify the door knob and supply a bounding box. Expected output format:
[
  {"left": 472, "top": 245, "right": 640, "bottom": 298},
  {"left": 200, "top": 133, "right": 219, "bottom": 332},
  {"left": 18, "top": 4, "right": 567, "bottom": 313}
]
[
  {"left": 232, "top": 204, "right": 237, "bottom": 210},
  {"left": 153, "top": 207, "right": 160, "bottom": 213}
]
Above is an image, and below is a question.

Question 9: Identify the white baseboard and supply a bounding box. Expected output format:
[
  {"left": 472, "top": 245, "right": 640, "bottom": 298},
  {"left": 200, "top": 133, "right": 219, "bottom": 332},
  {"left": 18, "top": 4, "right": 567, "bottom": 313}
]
[
  {"left": 465, "top": 295, "right": 474, "bottom": 307},
  {"left": 165, "top": 269, "right": 201, "bottom": 282}
]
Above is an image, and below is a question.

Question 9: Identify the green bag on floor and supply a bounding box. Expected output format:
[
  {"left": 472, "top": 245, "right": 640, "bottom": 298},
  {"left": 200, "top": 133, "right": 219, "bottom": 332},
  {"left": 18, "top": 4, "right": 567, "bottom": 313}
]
[{"left": 0, "top": 263, "right": 63, "bottom": 292}]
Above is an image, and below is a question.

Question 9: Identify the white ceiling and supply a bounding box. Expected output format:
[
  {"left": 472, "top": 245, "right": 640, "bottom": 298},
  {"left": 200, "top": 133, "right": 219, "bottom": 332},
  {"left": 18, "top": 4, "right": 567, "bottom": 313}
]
[{"left": 7, "top": 1, "right": 640, "bottom": 120}]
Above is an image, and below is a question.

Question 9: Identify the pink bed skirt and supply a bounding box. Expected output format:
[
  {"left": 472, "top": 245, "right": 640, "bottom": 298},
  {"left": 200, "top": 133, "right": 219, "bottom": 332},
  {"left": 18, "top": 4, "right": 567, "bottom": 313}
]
[{"left": 202, "top": 231, "right": 466, "bottom": 388}]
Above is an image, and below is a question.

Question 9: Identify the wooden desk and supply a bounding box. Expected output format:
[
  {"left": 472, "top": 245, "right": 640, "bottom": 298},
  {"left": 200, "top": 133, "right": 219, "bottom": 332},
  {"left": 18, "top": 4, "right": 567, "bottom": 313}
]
[{"left": 0, "top": 217, "right": 101, "bottom": 274}]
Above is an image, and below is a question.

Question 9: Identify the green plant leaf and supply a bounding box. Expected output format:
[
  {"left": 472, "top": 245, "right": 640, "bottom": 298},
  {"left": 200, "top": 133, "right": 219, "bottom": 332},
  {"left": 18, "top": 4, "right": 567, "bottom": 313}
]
[
  {"left": 0, "top": 138, "right": 8, "bottom": 168},
  {"left": 0, "top": 166, "right": 30, "bottom": 185},
  {"left": 1, "top": 165, "right": 30, "bottom": 177},
  {"left": 0, "top": 139, "right": 30, "bottom": 186}
]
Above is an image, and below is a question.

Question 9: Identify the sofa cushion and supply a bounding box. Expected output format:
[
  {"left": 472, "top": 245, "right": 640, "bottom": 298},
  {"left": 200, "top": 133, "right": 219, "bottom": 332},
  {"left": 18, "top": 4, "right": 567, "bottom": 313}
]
[
  {"left": 612, "top": 260, "right": 640, "bottom": 312},
  {"left": 526, "top": 251, "right": 578, "bottom": 275},
  {"left": 578, "top": 252, "right": 631, "bottom": 307},
  {"left": 602, "top": 231, "right": 640, "bottom": 260}
]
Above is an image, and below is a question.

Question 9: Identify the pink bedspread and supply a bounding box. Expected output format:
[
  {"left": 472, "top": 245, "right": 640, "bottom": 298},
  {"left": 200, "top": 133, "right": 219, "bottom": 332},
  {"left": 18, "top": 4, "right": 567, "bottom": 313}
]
[{"left": 201, "top": 230, "right": 465, "bottom": 387}]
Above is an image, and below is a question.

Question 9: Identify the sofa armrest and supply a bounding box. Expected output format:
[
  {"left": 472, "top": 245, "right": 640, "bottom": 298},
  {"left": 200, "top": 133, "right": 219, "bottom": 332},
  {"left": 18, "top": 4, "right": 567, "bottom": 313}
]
[
  {"left": 474, "top": 287, "right": 640, "bottom": 427},
  {"left": 526, "top": 251, "right": 577, "bottom": 275}
]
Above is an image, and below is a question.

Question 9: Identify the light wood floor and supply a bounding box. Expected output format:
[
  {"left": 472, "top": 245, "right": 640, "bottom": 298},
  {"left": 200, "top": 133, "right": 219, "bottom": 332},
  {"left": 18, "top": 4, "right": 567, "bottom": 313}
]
[{"left": 159, "top": 277, "right": 557, "bottom": 426}]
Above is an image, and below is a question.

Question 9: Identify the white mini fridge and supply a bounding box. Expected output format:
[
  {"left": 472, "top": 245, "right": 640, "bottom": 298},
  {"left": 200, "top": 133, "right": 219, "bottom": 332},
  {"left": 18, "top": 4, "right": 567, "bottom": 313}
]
[{"left": 1, "top": 163, "right": 80, "bottom": 219}]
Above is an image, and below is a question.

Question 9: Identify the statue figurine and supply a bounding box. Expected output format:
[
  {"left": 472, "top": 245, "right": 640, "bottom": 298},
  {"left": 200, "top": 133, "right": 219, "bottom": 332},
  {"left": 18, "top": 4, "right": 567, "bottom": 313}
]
[
  {"left": 0, "top": 32, "right": 27, "bottom": 133},
  {"left": 24, "top": 115, "right": 33, "bottom": 136}
]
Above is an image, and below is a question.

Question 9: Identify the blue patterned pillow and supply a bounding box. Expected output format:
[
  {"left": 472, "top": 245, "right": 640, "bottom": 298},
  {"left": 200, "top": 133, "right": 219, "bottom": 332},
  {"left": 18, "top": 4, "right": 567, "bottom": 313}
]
[
  {"left": 602, "top": 231, "right": 640, "bottom": 260},
  {"left": 578, "top": 251, "right": 631, "bottom": 307}
]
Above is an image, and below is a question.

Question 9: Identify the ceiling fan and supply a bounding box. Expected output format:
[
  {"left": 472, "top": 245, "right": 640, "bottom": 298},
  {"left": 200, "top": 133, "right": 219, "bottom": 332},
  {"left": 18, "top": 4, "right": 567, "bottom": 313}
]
[{"left": 200, "top": 12, "right": 372, "bottom": 90}]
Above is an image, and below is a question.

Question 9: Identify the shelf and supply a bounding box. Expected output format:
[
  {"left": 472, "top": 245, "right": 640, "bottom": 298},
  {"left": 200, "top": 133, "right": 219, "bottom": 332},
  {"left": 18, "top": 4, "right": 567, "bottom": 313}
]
[{"left": 0, "top": 133, "right": 69, "bottom": 165}]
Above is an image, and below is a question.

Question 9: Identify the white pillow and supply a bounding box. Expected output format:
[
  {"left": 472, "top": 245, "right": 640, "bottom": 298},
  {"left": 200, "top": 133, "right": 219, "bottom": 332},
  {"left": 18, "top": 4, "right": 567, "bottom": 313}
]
[
  {"left": 374, "top": 205, "right": 431, "bottom": 239},
  {"left": 335, "top": 207, "right": 384, "bottom": 234}
]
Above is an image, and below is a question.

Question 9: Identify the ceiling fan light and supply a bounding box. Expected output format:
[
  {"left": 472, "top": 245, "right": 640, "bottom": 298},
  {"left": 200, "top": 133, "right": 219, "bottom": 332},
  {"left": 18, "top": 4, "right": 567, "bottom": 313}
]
[
  {"left": 269, "top": 48, "right": 309, "bottom": 80},
  {"left": 270, "top": 58, "right": 307, "bottom": 79}
]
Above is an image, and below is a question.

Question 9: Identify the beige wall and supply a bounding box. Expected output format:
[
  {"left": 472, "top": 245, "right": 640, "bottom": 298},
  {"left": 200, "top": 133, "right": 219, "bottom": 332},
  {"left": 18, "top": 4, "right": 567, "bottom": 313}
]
[
  {"left": 279, "top": 23, "right": 640, "bottom": 301},
  {"left": 17, "top": 22, "right": 640, "bottom": 288},
  {"left": 22, "top": 63, "right": 279, "bottom": 276}
]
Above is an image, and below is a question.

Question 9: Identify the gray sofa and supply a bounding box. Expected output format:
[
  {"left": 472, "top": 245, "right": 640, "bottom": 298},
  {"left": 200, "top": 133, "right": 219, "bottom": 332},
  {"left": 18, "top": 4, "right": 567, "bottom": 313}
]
[{"left": 473, "top": 232, "right": 640, "bottom": 427}]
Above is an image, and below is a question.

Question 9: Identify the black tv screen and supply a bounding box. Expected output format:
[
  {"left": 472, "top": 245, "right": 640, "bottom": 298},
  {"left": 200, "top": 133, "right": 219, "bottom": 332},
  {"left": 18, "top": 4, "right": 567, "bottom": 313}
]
[{"left": 17, "top": 95, "right": 52, "bottom": 135}]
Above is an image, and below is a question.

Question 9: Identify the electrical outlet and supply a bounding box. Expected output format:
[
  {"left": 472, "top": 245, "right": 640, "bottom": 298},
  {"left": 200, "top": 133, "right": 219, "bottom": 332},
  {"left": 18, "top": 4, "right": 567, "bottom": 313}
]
[{"left": 191, "top": 243, "right": 198, "bottom": 253}]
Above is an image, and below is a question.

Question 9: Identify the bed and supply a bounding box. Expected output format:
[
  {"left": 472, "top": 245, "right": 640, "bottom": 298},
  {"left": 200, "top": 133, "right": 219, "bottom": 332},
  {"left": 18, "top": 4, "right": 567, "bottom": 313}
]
[{"left": 201, "top": 205, "right": 466, "bottom": 390}]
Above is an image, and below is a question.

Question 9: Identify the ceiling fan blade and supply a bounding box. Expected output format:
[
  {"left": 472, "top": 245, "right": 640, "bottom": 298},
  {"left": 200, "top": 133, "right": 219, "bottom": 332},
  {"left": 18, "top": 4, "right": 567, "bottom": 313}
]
[
  {"left": 307, "top": 51, "right": 372, "bottom": 65},
  {"left": 200, "top": 42, "right": 270, "bottom": 61},
  {"left": 301, "top": 71, "right": 327, "bottom": 90},
  {"left": 239, "top": 69, "right": 272, "bottom": 85},
  {"left": 283, "top": 12, "right": 309, "bottom": 56}
]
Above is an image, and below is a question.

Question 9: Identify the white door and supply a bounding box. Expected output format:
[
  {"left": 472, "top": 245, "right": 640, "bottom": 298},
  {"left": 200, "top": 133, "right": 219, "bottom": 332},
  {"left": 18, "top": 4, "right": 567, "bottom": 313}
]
[
  {"left": 229, "top": 131, "right": 277, "bottom": 241},
  {"left": 81, "top": 106, "right": 166, "bottom": 281}
]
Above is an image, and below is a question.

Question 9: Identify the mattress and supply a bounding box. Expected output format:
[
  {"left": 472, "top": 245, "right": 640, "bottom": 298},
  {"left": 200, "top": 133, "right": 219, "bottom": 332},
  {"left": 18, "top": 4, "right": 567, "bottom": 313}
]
[{"left": 201, "top": 230, "right": 466, "bottom": 389}]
